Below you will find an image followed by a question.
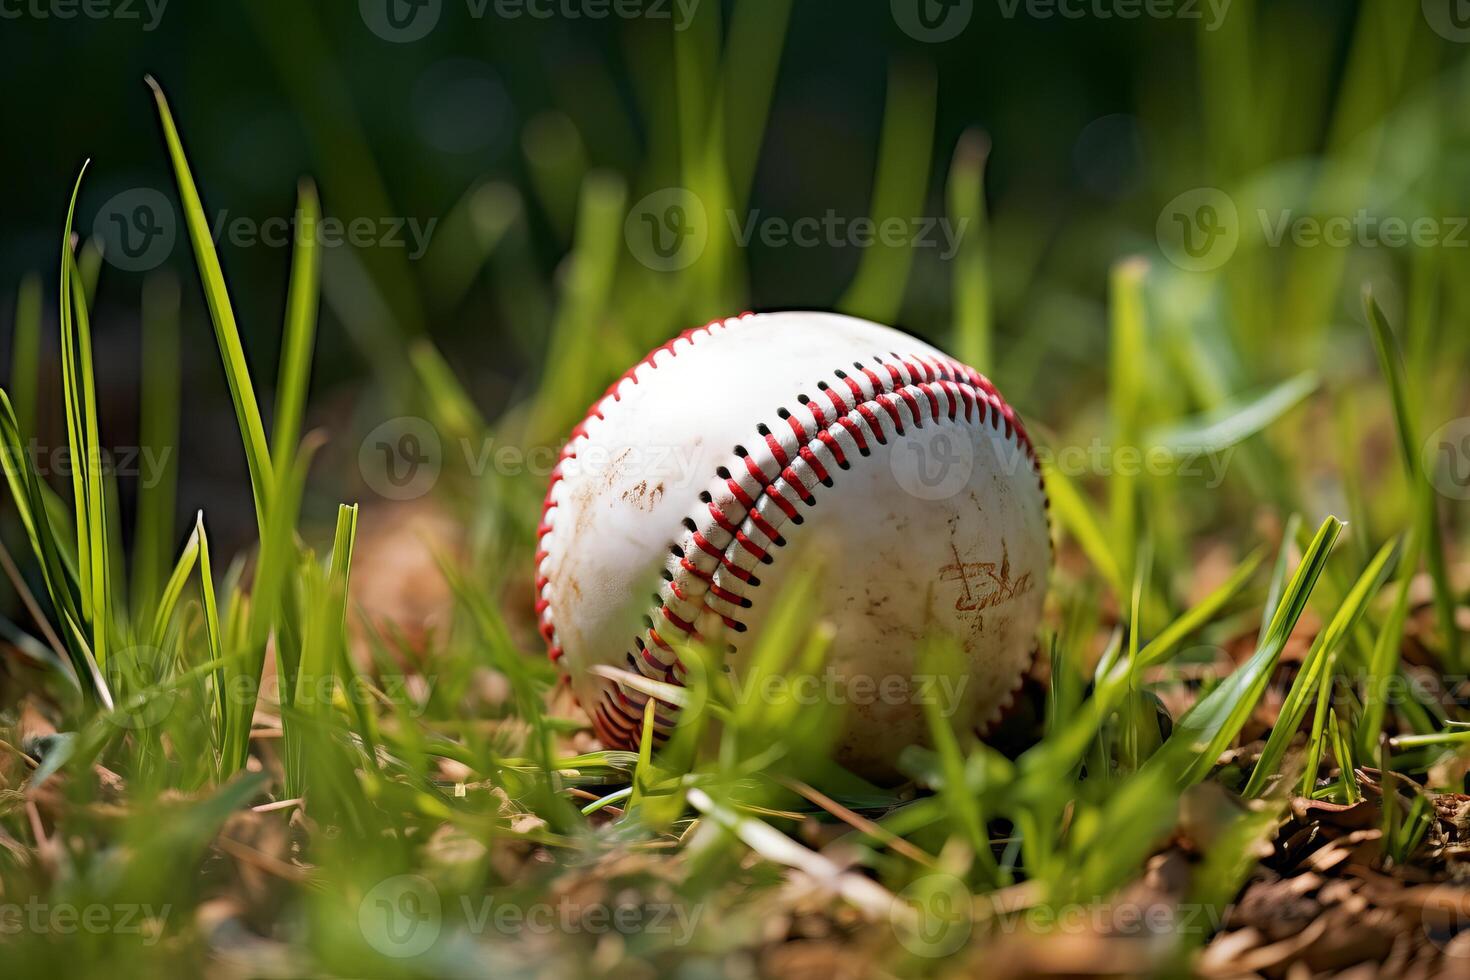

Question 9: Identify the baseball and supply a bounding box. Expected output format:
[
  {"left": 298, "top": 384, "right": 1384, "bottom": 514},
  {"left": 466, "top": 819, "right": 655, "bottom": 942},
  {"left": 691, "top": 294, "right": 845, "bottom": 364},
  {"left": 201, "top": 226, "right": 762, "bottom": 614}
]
[{"left": 535, "top": 312, "right": 1050, "bottom": 779}]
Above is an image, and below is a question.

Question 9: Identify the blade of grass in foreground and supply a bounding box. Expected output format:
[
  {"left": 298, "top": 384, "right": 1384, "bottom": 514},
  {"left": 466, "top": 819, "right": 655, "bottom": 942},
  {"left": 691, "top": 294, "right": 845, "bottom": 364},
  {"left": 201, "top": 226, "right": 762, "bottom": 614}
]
[
  {"left": 149, "top": 521, "right": 200, "bottom": 652},
  {"left": 920, "top": 636, "right": 1003, "bottom": 887},
  {"left": 0, "top": 390, "right": 108, "bottom": 704},
  {"left": 147, "top": 76, "right": 274, "bottom": 534},
  {"left": 1168, "top": 515, "right": 1344, "bottom": 787},
  {"left": 58, "top": 174, "right": 113, "bottom": 670},
  {"left": 194, "top": 513, "right": 226, "bottom": 753},
  {"left": 1258, "top": 513, "right": 1301, "bottom": 646},
  {"left": 1133, "top": 546, "right": 1265, "bottom": 675},
  {"left": 1358, "top": 531, "right": 1423, "bottom": 756},
  {"left": 326, "top": 503, "right": 375, "bottom": 755},
  {"left": 1242, "top": 535, "right": 1398, "bottom": 797}
]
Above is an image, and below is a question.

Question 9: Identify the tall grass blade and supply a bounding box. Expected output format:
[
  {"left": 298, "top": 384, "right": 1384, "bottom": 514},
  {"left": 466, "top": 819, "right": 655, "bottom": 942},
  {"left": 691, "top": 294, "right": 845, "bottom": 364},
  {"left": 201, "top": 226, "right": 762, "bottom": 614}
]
[
  {"left": 1169, "top": 516, "right": 1343, "bottom": 786},
  {"left": 149, "top": 522, "right": 200, "bottom": 652},
  {"left": 946, "top": 130, "right": 992, "bottom": 373},
  {"left": 1364, "top": 286, "right": 1458, "bottom": 668},
  {"left": 1108, "top": 257, "right": 1148, "bottom": 586},
  {"left": 1040, "top": 460, "right": 1123, "bottom": 596},
  {"left": 839, "top": 62, "right": 937, "bottom": 324},
  {"left": 147, "top": 76, "right": 274, "bottom": 533},
  {"left": 1243, "top": 535, "right": 1398, "bottom": 796},
  {"left": 270, "top": 180, "right": 321, "bottom": 472}
]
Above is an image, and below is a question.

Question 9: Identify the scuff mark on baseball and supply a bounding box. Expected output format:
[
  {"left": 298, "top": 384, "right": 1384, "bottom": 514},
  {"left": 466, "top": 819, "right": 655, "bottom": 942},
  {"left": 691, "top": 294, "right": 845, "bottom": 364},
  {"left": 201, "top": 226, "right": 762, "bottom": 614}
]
[{"left": 534, "top": 312, "right": 1050, "bottom": 780}]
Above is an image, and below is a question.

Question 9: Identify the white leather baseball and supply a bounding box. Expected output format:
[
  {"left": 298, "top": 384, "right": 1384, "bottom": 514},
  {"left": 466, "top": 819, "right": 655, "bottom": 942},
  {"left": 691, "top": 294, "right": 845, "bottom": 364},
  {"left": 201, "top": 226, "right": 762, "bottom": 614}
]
[{"left": 535, "top": 312, "right": 1049, "bottom": 779}]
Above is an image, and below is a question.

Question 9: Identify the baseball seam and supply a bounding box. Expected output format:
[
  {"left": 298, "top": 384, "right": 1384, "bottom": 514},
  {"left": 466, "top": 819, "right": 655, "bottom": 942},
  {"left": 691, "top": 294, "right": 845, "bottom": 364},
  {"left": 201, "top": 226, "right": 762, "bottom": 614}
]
[{"left": 536, "top": 315, "right": 1049, "bottom": 749}]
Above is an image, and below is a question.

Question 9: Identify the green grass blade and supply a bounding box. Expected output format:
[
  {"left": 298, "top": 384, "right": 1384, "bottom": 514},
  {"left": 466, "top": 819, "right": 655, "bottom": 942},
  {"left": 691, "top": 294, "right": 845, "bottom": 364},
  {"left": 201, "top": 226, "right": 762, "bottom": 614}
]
[
  {"left": 222, "top": 439, "right": 316, "bottom": 775},
  {"left": 1364, "top": 288, "right": 1420, "bottom": 476},
  {"left": 1108, "top": 257, "right": 1148, "bottom": 586},
  {"left": 1364, "top": 286, "right": 1458, "bottom": 668},
  {"left": 147, "top": 76, "right": 274, "bottom": 534},
  {"left": 193, "top": 513, "right": 227, "bottom": 750},
  {"left": 839, "top": 61, "right": 937, "bottom": 324},
  {"left": 57, "top": 168, "right": 92, "bottom": 623},
  {"left": 78, "top": 237, "right": 103, "bottom": 306},
  {"left": 318, "top": 502, "right": 375, "bottom": 757},
  {"left": 1258, "top": 513, "right": 1302, "bottom": 646},
  {"left": 67, "top": 250, "right": 112, "bottom": 669},
  {"left": 1145, "top": 371, "right": 1318, "bottom": 456},
  {"left": 1358, "top": 530, "right": 1422, "bottom": 757},
  {"left": 270, "top": 180, "right": 321, "bottom": 470},
  {"left": 1135, "top": 546, "right": 1265, "bottom": 674},
  {"left": 0, "top": 390, "right": 107, "bottom": 705},
  {"left": 1330, "top": 709, "right": 1360, "bottom": 803},
  {"left": 718, "top": 0, "right": 793, "bottom": 209},
  {"left": 1243, "top": 535, "right": 1398, "bottom": 796},
  {"left": 1170, "top": 516, "right": 1343, "bottom": 786},
  {"left": 1040, "top": 459, "right": 1123, "bottom": 596},
  {"left": 946, "top": 129, "right": 992, "bottom": 373},
  {"left": 919, "top": 636, "right": 999, "bottom": 884},
  {"left": 409, "top": 339, "right": 485, "bottom": 440},
  {"left": 149, "top": 522, "right": 201, "bottom": 653}
]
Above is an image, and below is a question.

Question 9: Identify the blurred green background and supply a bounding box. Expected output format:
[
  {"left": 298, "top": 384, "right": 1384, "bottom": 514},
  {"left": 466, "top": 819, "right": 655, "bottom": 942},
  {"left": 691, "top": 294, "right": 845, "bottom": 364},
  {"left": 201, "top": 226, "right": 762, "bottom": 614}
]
[{"left": 8, "top": 0, "right": 1438, "bottom": 553}]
